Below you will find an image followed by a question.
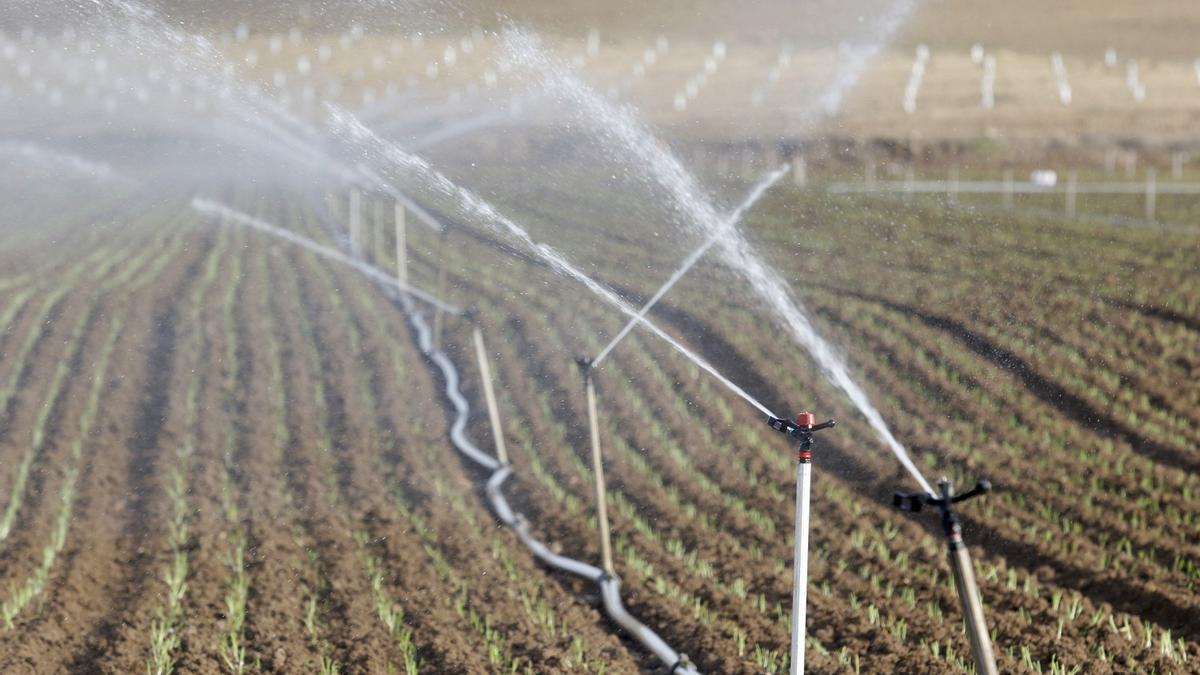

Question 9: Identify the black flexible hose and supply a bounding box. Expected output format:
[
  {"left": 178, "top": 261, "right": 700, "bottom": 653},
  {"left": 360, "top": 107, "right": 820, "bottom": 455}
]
[{"left": 396, "top": 293, "right": 699, "bottom": 675}]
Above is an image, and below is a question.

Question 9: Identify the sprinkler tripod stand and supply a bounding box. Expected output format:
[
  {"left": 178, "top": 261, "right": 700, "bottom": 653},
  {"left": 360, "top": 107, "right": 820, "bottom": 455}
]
[
  {"left": 767, "top": 412, "right": 835, "bottom": 675},
  {"left": 894, "top": 478, "right": 998, "bottom": 675}
]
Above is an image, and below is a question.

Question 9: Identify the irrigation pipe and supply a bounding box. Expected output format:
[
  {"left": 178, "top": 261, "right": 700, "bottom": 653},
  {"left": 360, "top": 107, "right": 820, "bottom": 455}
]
[
  {"left": 398, "top": 293, "right": 699, "bottom": 675},
  {"left": 217, "top": 189, "right": 704, "bottom": 672},
  {"left": 590, "top": 163, "right": 790, "bottom": 369},
  {"left": 194, "top": 195, "right": 705, "bottom": 671}
]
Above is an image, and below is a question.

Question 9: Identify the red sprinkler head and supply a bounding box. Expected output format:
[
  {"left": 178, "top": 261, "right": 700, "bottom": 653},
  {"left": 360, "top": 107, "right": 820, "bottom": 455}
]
[{"left": 767, "top": 413, "right": 835, "bottom": 437}]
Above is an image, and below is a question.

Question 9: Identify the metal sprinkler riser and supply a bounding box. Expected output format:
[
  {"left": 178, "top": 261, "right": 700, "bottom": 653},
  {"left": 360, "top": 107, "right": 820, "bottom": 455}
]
[
  {"left": 894, "top": 477, "right": 999, "bottom": 675},
  {"left": 767, "top": 411, "right": 834, "bottom": 675}
]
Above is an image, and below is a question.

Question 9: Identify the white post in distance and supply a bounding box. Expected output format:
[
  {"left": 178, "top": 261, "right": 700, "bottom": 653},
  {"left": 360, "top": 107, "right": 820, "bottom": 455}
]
[
  {"left": 1145, "top": 167, "right": 1157, "bottom": 222},
  {"left": 394, "top": 202, "right": 408, "bottom": 287},
  {"left": 349, "top": 188, "right": 362, "bottom": 255},
  {"left": 1065, "top": 170, "right": 1077, "bottom": 218},
  {"left": 373, "top": 199, "right": 385, "bottom": 264}
]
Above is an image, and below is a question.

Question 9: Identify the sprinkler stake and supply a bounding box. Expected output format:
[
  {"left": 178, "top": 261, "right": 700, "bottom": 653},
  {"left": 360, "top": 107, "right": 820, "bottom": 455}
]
[
  {"left": 894, "top": 478, "right": 998, "bottom": 675},
  {"left": 578, "top": 357, "right": 614, "bottom": 576},
  {"left": 768, "top": 411, "right": 834, "bottom": 675}
]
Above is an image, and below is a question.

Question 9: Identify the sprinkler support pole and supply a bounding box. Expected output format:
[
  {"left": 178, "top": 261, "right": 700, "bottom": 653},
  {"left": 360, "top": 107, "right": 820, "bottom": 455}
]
[
  {"left": 349, "top": 188, "right": 362, "bottom": 254},
  {"left": 894, "top": 478, "right": 998, "bottom": 675},
  {"left": 791, "top": 444, "right": 812, "bottom": 674},
  {"left": 472, "top": 322, "right": 508, "bottom": 465},
  {"left": 373, "top": 199, "right": 385, "bottom": 264},
  {"left": 394, "top": 202, "right": 407, "bottom": 287},
  {"left": 768, "top": 412, "right": 835, "bottom": 675},
  {"left": 579, "top": 358, "right": 615, "bottom": 576},
  {"left": 431, "top": 229, "right": 449, "bottom": 349}
]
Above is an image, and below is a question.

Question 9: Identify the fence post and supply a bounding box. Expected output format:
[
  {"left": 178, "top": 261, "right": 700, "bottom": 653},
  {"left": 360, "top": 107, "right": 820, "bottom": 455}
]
[
  {"left": 373, "top": 199, "right": 385, "bottom": 264},
  {"left": 1002, "top": 169, "right": 1014, "bottom": 210},
  {"left": 1145, "top": 168, "right": 1157, "bottom": 222},
  {"left": 1065, "top": 170, "right": 1077, "bottom": 218},
  {"left": 904, "top": 165, "right": 915, "bottom": 204}
]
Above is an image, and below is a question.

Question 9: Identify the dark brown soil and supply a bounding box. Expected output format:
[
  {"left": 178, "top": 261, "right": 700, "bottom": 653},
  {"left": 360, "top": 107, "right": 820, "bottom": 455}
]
[{"left": 0, "top": 181, "right": 1195, "bottom": 675}]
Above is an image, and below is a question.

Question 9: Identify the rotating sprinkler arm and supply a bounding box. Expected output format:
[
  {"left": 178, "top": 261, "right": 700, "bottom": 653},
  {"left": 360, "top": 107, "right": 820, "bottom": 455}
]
[
  {"left": 894, "top": 480, "right": 992, "bottom": 517},
  {"left": 768, "top": 412, "right": 836, "bottom": 451}
]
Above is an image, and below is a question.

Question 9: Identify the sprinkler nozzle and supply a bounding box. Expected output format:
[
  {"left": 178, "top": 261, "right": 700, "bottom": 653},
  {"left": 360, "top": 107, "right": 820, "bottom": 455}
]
[
  {"left": 893, "top": 478, "right": 993, "bottom": 537},
  {"left": 575, "top": 356, "right": 594, "bottom": 377},
  {"left": 767, "top": 413, "right": 835, "bottom": 437},
  {"left": 768, "top": 412, "right": 835, "bottom": 457}
]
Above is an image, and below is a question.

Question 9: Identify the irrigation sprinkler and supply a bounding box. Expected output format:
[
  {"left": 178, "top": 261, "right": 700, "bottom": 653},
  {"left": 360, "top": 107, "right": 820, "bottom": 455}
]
[
  {"left": 767, "top": 412, "right": 835, "bottom": 675},
  {"left": 981, "top": 54, "right": 996, "bottom": 110},
  {"left": 576, "top": 357, "right": 615, "bottom": 577},
  {"left": 471, "top": 319, "right": 508, "bottom": 466},
  {"left": 1050, "top": 51, "right": 1072, "bottom": 106},
  {"left": 902, "top": 45, "right": 928, "bottom": 114},
  {"left": 894, "top": 478, "right": 998, "bottom": 675}
]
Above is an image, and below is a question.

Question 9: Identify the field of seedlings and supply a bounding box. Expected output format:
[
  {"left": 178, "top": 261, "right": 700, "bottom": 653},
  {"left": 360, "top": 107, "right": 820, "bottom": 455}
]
[{"left": 0, "top": 150, "right": 1195, "bottom": 674}]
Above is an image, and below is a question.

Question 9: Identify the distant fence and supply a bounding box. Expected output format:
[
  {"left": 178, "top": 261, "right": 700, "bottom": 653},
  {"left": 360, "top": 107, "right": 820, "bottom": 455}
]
[
  {"left": 827, "top": 180, "right": 1200, "bottom": 195},
  {"left": 828, "top": 175, "right": 1200, "bottom": 223},
  {"left": 826, "top": 177, "right": 1200, "bottom": 235}
]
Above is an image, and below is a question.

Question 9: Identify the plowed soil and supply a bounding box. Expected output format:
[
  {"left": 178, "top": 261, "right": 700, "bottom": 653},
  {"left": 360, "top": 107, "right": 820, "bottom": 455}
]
[{"left": 0, "top": 170, "right": 1197, "bottom": 675}]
